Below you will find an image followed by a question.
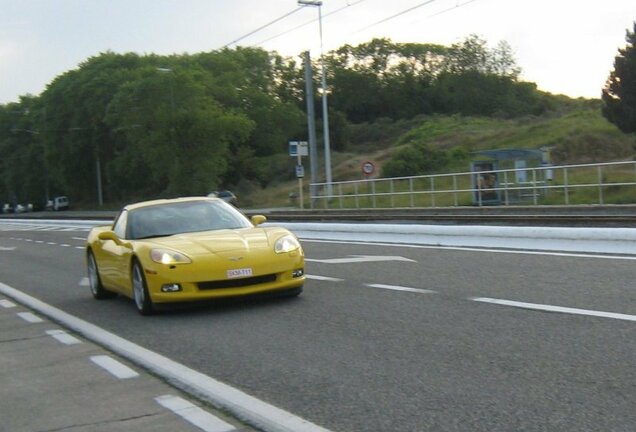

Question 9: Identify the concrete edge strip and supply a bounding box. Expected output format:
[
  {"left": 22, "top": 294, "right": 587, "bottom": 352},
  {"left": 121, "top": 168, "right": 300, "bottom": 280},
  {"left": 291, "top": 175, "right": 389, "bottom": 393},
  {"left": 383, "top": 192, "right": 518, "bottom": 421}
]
[
  {"left": 0, "top": 282, "right": 332, "bottom": 432},
  {"left": 6, "top": 219, "right": 636, "bottom": 242},
  {"left": 279, "top": 222, "right": 636, "bottom": 242}
]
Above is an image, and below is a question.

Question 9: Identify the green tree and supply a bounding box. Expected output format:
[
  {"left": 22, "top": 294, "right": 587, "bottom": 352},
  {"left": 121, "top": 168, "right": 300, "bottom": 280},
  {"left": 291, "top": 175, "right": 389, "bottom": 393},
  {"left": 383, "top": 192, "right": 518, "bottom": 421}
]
[
  {"left": 382, "top": 142, "right": 449, "bottom": 177},
  {"left": 602, "top": 22, "right": 636, "bottom": 133},
  {"left": 0, "top": 97, "right": 49, "bottom": 206}
]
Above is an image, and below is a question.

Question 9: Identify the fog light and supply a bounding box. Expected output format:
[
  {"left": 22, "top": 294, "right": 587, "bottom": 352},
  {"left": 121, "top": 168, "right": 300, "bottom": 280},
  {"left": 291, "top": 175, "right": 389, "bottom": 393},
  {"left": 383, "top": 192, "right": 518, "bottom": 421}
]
[
  {"left": 292, "top": 269, "right": 304, "bottom": 278},
  {"left": 161, "top": 283, "right": 182, "bottom": 293}
]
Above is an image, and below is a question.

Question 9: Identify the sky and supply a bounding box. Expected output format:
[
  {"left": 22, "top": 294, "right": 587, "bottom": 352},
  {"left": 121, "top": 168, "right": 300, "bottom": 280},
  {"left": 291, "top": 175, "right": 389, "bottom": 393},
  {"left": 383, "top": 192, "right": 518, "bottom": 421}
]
[{"left": 1, "top": 0, "right": 635, "bottom": 104}]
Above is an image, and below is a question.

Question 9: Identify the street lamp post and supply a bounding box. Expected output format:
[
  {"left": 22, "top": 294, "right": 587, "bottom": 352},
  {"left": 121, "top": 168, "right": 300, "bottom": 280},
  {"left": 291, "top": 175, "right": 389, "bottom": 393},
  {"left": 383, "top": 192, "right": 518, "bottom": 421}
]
[
  {"left": 298, "top": 0, "right": 333, "bottom": 198},
  {"left": 68, "top": 126, "right": 103, "bottom": 206},
  {"left": 157, "top": 67, "right": 176, "bottom": 148}
]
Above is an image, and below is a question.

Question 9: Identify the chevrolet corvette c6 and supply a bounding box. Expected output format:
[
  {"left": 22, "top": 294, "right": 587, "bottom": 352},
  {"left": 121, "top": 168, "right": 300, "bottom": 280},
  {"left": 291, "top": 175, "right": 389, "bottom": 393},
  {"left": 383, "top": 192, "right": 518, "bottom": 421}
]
[{"left": 85, "top": 197, "right": 304, "bottom": 314}]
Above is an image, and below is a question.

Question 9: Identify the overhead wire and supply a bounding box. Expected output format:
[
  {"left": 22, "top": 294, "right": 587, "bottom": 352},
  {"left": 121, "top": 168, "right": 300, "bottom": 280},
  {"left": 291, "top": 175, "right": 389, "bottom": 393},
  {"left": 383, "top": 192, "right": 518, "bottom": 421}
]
[
  {"left": 221, "top": 7, "right": 304, "bottom": 49},
  {"left": 353, "top": 0, "right": 437, "bottom": 34},
  {"left": 424, "top": 0, "right": 478, "bottom": 20},
  {"left": 222, "top": 0, "right": 480, "bottom": 53},
  {"left": 251, "top": 0, "right": 368, "bottom": 48}
]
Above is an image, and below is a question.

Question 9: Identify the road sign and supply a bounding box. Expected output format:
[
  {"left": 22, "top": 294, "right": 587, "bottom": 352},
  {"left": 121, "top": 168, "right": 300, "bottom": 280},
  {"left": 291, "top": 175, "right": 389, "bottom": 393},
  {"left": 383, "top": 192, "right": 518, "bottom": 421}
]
[
  {"left": 289, "top": 141, "right": 308, "bottom": 157},
  {"left": 296, "top": 164, "right": 305, "bottom": 178},
  {"left": 361, "top": 161, "right": 375, "bottom": 176}
]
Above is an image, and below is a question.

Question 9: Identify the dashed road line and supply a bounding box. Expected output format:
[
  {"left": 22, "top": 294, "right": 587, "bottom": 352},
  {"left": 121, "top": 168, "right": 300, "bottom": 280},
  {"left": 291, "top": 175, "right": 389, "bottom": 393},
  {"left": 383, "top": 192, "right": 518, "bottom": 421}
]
[
  {"left": 155, "top": 395, "right": 237, "bottom": 432},
  {"left": 306, "top": 274, "right": 344, "bottom": 282},
  {"left": 471, "top": 297, "right": 636, "bottom": 322},
  {"left": 365, "top": 283, "right": 436, "bottom": 294},
  {"left": 0, "top": 223, "right": 91, "bottom": 232},
  {"left": 46, "top": 329, "right": 82, "bottom": 345},
  {"left": 17, "top": 311, "right": 44, "bottom": 323},
  {"left": 307, "top": 275, "right": 635, "bottom": 323},
  {"left": 90, "top": 355, "right": 140, "bottom": 379},
  {"left": 0, "top": 299, "right": 16, "bottom": 308},
  {"left": 0, "top": 281, "right": 333, "bottom": 432},
  {"left": 4, "top": 236, "right": 87, "bottom": 251}
]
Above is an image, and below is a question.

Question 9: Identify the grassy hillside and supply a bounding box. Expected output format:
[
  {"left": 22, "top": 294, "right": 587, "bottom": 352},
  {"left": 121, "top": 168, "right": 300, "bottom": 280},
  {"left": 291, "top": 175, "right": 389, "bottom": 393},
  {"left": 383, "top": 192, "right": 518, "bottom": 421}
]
[{"left": 240, "top": 105, "right": 636, "bottom": 208}]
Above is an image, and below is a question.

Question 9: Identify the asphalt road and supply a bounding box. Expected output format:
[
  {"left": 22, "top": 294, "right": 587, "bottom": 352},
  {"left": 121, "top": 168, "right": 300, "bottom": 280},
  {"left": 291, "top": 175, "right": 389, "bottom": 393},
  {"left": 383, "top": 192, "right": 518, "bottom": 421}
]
[{"left": 0, "top": 223, "right": 634, "bottom": 432}]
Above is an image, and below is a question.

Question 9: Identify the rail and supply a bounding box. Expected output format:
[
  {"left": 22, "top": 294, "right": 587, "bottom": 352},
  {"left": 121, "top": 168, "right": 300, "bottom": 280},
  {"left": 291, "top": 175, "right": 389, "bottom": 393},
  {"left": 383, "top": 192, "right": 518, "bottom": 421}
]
[{"left": 308, "top": 160, "right": 636, "bottom": 209}]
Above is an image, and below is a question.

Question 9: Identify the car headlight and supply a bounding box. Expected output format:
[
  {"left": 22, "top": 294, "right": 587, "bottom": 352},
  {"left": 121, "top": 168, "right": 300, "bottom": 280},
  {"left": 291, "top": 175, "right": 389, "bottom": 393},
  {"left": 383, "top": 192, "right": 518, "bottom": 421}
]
[
  {"left": 150, "top": 248, "right": 192, "bottom": 265},
  {"left": 274, "top": 234, "right": 301, "bottom": 254}
]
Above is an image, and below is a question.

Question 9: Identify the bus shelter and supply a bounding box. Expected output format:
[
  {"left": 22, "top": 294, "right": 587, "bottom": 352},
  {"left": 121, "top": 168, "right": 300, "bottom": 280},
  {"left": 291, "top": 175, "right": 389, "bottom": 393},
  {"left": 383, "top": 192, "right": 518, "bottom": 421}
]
[{"left": 471, "top": 148, "right": 549, "bottom": 205}]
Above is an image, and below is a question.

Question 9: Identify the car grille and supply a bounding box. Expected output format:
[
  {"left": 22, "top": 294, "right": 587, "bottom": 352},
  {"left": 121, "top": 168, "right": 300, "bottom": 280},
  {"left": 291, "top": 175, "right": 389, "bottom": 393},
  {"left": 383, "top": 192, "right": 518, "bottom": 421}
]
[{"left": 198, "top": 274, "right": 277, "bottom": 290}]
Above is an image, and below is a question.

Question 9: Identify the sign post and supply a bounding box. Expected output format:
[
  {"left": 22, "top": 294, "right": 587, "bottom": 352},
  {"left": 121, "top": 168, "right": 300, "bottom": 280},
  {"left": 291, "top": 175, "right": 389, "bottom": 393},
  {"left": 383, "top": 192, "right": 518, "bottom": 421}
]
[{"left": 289, "top": 141, "right": 308, "bottom": 209}]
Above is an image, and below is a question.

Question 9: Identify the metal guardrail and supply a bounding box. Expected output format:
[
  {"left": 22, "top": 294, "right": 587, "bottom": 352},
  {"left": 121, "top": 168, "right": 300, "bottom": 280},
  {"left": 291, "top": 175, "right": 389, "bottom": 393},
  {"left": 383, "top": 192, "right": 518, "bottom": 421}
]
[{"left": 309, "top": 160, "right": 636, "bottom": 209}]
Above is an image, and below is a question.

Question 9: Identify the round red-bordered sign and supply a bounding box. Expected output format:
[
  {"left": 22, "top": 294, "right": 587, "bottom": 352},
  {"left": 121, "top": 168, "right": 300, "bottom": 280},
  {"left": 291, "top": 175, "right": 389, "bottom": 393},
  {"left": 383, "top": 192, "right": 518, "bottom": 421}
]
[{"left": 361, "top": 161, "right": 375, "bottom": 176}]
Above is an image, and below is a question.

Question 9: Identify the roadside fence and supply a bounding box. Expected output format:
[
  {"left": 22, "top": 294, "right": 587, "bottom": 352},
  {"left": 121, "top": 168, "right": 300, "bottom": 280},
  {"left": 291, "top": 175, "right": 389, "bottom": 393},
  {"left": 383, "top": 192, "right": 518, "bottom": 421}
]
[{"left": 308, "top": 160, "right": 636, "bottom": 209}]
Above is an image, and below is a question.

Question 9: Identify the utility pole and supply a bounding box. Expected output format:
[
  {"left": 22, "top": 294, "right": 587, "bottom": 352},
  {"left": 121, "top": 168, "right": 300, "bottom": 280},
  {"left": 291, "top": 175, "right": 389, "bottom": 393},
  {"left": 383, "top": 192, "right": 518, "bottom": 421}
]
[
  {"left": 298, "top": 0, "right": 333, "bottom": 198},
  {"left": 303, "top": 51, "right": 319, "bottom": 206}
]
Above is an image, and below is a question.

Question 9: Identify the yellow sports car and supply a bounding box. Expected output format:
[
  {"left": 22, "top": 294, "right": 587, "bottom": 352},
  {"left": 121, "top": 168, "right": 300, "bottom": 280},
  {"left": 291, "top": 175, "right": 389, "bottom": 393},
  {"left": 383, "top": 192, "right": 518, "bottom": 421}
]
[{"left": 85, "top": 197, "right": 305, "bottom": 314}]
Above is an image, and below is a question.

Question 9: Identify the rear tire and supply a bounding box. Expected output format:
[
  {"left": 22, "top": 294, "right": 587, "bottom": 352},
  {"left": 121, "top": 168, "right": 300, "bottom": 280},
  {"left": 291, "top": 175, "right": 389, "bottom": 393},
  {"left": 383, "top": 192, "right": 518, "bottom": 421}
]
[
  {"left": 132, "top": 260, "right": 154, "bottom": 315},
  {"left": 87, "top": 251, "right": 115, "bottom": 300}
]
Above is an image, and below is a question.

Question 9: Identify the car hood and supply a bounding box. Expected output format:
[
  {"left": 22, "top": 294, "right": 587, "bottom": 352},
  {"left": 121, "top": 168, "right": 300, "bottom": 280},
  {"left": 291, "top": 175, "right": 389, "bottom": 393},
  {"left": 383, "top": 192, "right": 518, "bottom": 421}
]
[{"left": 139, "top": 227, "right": 288, "bottom": 256}]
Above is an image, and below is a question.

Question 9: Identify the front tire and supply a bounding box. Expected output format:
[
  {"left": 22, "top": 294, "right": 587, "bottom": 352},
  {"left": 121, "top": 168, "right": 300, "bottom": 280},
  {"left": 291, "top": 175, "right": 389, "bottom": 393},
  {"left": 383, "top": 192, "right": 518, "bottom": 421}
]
[
  {"left": 132, "top": 260, "right": 154, "bottom": 315},
  {"left": 87, "top": 251, "right": 115, "bottom": 300}
]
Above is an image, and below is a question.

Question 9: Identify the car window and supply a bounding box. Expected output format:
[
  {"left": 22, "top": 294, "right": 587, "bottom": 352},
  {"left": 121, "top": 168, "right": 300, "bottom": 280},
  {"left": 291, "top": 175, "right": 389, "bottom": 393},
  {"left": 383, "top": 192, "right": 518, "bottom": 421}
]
[
  {"left": 112, "top": 210, "right": 128, "bottom": 239},
  {"left": 127, "top": 200, "right": 251, "bottom": 240}
]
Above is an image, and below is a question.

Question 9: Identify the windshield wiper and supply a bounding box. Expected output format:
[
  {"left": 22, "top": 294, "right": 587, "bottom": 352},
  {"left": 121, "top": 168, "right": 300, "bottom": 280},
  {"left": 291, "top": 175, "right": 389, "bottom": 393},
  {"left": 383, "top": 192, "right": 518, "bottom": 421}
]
[{"left": 134, "top": 233, "right": 175, "bottom": 240}]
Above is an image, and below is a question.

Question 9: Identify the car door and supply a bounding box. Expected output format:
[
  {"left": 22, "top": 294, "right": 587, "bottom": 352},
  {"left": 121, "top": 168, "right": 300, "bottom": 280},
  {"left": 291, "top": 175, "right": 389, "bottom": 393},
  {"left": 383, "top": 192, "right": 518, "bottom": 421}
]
[{"left": 98, "top": 210, "right": 134, "bottom": 294}]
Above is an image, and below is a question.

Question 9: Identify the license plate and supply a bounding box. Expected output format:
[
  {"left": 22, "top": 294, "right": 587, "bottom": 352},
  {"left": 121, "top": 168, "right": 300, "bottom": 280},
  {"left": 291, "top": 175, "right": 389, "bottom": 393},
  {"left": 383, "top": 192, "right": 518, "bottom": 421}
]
[{"left": 227, "top": 268, "right": 253, "bottom": 279}]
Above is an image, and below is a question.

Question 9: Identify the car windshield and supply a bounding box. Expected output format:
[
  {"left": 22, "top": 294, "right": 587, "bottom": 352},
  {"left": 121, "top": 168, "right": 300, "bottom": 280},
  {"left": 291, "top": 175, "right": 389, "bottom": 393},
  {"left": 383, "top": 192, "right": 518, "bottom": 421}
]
[{"left": 127, "top": 200, "right": 252, "bottom": 240}]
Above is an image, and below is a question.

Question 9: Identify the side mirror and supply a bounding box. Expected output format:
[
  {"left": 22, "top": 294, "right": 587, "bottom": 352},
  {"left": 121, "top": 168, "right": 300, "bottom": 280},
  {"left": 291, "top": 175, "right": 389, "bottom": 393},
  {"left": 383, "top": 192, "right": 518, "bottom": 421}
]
[
  {"left": 251, "top": 215, "right": 267, "bottom": 226},
  {"left": 98, "top": 230, "right": 131, "bottom": 248}
]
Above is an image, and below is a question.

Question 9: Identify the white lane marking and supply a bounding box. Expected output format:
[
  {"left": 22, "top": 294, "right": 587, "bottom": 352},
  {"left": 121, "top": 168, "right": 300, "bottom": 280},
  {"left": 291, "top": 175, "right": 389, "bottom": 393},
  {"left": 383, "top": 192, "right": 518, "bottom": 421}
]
[
  {"left": 306, "top": 274, "right": 344, "bottom": 282},
  {"left": 0, "top": 246, "right": 16, "bottom": 251},
  {"left": 472, "top": 297, "right": 636, "bottom": 322},
  {"left": 365, "top": 283, "right": 436, "bottom": 294},
  {"left": 75, "top": 246, "right": 84, "bottom": 250},
  {"left": 72, "top": 237, "right": 86, "bottom": 241},
  {"left": 46, "top": 329, "right": 82, "bottom": 345},
  {"left": 0, "top": 281, "right": 333, "bottom": 432},
  {"left": 60, "top": 244, "right": 71, "bottom": 247},
  {"left": 301, "top": 239, "right": 636, "bottom": 261},
  {"left": 306, "top": 255, "right": 416, "bottom": 264},
  {"left": 35, "top": 240, "right": 44, "bottom": 244},
  {"left": 17, "top": 312, "right": 44, "bottom": 323},
  {"left": 0, "top": 299, "right": 16, "bottom": 308},
  {"left": 79, "top": 277, "right": 89, "bottom": 287},
  {"left": 155, "top": 395, "right": 236, "bottom": 432},
  {"left": 90, "top": 355, "right": 139, "bottom": 379},
  {"left": 47, "top": 242, "right": 57, "bottom": 245}
]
